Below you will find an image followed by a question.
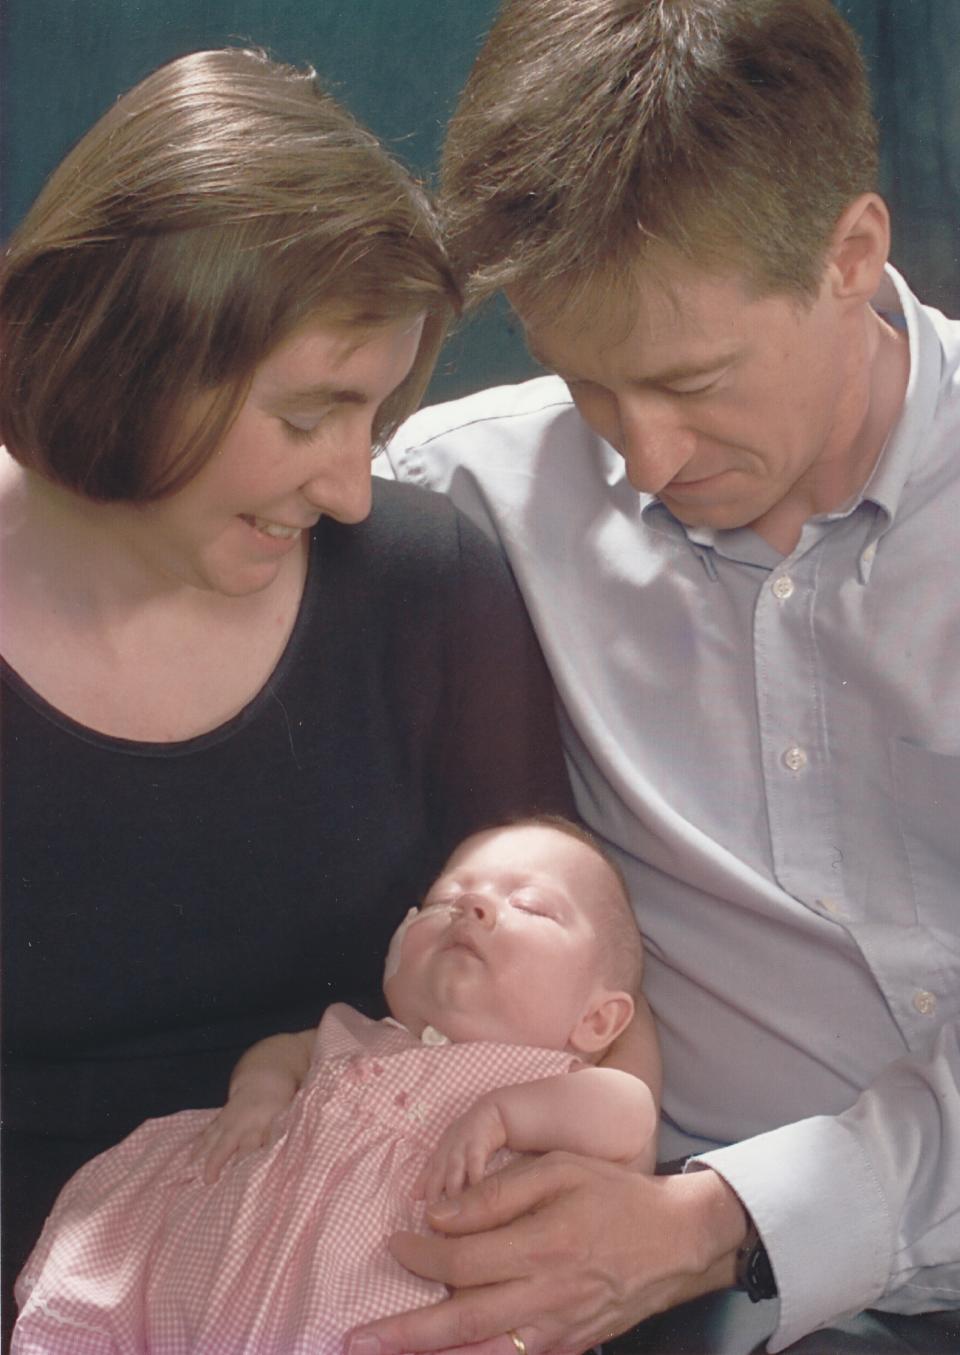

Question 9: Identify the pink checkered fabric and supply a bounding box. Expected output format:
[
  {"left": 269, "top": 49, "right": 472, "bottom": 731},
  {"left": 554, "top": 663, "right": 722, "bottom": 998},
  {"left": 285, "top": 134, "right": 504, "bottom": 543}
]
[{"left": 14, "top": 1006, "right": 577, "bottom": 1353}]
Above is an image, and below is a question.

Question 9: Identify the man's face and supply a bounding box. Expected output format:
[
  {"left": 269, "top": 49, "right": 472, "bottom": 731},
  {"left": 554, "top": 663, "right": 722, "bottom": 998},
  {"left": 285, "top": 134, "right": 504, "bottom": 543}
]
[
  {"left": 384, "top": 825, "right": 612, "bottom": 1051},
  {"left": 516, "top": 254, "right": 872, "bottom": 541}
]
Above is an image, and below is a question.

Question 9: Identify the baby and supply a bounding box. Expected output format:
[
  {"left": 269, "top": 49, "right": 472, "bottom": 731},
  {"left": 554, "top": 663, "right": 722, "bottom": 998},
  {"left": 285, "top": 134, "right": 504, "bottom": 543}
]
[{"left": 13, "top": 818, "right": 659, "bottom": 1354}]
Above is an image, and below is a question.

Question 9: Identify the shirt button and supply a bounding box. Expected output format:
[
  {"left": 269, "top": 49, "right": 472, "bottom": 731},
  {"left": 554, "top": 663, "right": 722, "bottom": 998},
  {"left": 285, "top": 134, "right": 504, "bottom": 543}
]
[
  {"left": 772, "top": 575, "right": 795, "bottom": 600},
  {"left": 782, "top": 745, "right": 808, "bottom": 772},
  {"left": 913, "top": 990, "right": 937, "bottom": 1016},
  {"left": 861, "top": 542, "right": 877, "bottom": 566}
]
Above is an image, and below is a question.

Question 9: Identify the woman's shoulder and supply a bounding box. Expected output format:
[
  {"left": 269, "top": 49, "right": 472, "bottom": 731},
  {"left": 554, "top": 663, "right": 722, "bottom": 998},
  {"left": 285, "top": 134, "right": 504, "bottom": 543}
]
[
  {"left": 371, "top": 474, "right": 458, "bottom": 525},
  {"left": 348, "top": 477, "right": 459, "bottom": 548},
  {"left": 318, "top": 477, "right": 506, "bottom": 583}
]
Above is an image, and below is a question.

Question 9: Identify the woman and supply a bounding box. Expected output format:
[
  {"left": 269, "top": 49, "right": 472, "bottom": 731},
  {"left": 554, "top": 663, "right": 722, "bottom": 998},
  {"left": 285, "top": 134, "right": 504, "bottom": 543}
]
[{"left": 0, "top": 48, "right": 573, "bottom": 1332}]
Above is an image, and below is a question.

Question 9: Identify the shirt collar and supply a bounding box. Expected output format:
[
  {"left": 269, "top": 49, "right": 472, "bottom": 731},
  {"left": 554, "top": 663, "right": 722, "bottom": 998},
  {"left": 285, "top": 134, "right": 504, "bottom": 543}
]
[
  {"left": 641, "top": 265, "right": 939, "bottom": 554},
  {"left": 858, "top": 264, "right": 941, "bottom": 525}
]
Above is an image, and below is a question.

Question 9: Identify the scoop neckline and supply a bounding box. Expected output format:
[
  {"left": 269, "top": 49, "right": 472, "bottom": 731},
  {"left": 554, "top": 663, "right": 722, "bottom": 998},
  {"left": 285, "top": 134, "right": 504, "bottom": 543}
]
[{"left": 1, "top": 525, "right": 323, "bottom": 758}]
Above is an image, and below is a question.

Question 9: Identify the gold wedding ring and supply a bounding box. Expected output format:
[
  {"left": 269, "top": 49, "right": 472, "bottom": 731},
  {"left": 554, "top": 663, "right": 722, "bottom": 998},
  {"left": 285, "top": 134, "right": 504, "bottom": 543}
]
[{"left": 507, "top": 1332, "right": 528, "bottom": 1355}]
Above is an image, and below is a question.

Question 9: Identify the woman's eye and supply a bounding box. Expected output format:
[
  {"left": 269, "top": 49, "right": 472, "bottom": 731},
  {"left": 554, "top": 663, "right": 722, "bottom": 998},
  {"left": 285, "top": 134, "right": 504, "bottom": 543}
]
[{"left": 281, "top": 415, "right": 326, "bottom": 441}]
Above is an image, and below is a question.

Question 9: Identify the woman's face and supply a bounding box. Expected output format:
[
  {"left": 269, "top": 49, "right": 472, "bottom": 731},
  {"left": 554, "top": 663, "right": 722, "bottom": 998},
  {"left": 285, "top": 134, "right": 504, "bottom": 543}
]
[{"left": 123, "top": 313, "right": 424, "bottom": 597}]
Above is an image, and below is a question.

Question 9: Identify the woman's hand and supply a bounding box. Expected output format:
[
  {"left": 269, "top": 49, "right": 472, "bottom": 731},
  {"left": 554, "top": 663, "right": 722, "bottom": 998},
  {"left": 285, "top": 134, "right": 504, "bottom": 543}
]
[
  {"left": 416, "top": 1096, "right": 508, "bottom": 1203},
  {"left": 346, "top": 1155, "right": 747, "bottom": 1355}
]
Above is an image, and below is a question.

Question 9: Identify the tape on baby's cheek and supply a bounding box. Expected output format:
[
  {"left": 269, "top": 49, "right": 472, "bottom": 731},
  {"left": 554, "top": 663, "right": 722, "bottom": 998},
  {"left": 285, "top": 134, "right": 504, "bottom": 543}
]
[{"left": 383, "top": 906, "right": 421, "bottom": 981}]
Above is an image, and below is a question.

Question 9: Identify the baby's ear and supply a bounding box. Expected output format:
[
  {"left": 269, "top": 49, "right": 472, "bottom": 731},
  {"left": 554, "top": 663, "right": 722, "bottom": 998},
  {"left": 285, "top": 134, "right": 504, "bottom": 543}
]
[{"left": 568, "top": 990, "right": 635, "bottom": 1056}]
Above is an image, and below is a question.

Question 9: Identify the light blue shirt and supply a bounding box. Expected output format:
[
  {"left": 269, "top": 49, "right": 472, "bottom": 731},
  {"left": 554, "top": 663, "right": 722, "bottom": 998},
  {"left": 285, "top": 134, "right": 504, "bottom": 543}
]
[{"left": 378, "top": 267, "right": 960, "bottom": 1350}]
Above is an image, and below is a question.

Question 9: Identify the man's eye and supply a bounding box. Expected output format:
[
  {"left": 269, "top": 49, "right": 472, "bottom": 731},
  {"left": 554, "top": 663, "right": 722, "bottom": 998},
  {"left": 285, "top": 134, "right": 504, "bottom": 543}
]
[{"left": 664, "top": 376, "right": 722, "bottom": 397}]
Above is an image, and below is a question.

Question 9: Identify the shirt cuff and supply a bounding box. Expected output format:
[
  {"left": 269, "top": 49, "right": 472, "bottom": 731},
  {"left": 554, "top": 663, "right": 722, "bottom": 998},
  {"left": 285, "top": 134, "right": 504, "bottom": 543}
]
[{"left": 690, "top": 1115, "right": 893, "bottom": 1351}]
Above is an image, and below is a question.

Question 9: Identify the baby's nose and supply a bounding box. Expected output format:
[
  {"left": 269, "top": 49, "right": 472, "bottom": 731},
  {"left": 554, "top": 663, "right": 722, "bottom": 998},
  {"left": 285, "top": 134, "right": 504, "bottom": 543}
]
[{"left": 457, "top": 894, "right": 497, "bottom": 928}]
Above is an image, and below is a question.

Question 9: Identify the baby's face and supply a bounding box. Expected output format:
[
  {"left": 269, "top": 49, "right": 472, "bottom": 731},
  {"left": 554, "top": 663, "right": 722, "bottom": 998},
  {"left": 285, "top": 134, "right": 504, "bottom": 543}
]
[{"left": 384, "top": 824, "right": 612, "bottom": 1051}]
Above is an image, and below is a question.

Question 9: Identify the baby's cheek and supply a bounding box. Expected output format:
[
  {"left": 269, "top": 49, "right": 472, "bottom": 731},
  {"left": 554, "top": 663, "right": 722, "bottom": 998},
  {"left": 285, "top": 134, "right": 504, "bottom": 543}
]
[{"left": 383, "top": 907, "right": 420, "bottom": 981}]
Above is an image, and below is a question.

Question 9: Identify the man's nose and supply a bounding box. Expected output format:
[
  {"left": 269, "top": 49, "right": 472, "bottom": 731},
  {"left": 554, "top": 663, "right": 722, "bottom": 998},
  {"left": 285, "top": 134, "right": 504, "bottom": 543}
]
[
  {"left": 301, "top": 419, "right": 374, "bottom": 525},
  {"left": 617, "top": 400, "right": 696, "bottom": 496}
]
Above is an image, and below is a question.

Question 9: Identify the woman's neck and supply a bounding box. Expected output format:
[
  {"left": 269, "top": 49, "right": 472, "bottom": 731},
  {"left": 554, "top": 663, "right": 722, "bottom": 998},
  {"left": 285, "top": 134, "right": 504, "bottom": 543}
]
[
  {"left": 3, "top": 457, "right": 219, "bottom": 621},
  {"left": 0, "top": 455, "right": 308, "bottom": 741}
]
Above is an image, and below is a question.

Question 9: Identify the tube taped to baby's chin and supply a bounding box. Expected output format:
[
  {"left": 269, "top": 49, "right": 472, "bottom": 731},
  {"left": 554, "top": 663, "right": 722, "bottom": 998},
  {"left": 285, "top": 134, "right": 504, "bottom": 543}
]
[
  {"left": 383, "top": 906, "right": 420, "bottom": 981},
  {"left": 384, "top": 899, "right": 461, "bottom": 983}
]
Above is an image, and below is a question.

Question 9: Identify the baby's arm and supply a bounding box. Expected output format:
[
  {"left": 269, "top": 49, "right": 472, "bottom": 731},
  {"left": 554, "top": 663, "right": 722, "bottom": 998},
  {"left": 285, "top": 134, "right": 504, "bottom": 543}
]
[
  {"left": 193, "top": 1028, "right": 315, "bottom": 1183},
  {"left": 419, "top": 1066, "right": 657, "bottom": 1203}
]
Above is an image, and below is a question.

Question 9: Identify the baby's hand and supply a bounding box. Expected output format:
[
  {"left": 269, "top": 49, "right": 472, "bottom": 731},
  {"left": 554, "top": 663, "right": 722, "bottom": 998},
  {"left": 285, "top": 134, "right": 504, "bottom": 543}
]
[
  {"left": 416, "top": 1095, "right": 508, "bottom": 1203},
  {"left": 190, "top": 1087, "right": 290, "bottom": 1185}
]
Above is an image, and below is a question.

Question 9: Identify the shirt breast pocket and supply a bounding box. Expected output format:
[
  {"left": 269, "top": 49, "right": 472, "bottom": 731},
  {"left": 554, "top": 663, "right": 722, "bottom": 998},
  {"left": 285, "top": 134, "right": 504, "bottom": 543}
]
[{"left": 892, "top": 738, "right": 960, "bottom": 933}]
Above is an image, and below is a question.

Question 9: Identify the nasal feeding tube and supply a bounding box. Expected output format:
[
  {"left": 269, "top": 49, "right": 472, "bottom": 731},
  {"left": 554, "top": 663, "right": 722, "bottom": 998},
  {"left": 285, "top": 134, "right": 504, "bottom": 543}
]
[{"left": 382, "top": 900, "right": 461, "bottom": 981}]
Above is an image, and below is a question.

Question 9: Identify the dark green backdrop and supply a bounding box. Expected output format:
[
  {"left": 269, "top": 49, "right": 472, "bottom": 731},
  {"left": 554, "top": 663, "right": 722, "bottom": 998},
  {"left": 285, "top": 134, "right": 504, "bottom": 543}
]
[{"left": 2, "top": 0, "right": 957, "bottom": 402}]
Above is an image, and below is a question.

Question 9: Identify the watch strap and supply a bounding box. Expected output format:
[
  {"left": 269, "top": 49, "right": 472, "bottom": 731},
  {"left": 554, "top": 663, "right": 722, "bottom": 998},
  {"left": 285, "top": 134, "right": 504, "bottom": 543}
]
[{"left": 735, "top": 1219, "right": 778, "bottom": 1302}]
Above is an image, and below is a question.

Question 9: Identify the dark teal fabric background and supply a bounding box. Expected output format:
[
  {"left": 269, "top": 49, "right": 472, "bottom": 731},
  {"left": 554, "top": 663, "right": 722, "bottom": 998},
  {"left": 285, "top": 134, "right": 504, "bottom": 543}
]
[{"left": 1, "top": 0, "right": 957, "bottom": 401}]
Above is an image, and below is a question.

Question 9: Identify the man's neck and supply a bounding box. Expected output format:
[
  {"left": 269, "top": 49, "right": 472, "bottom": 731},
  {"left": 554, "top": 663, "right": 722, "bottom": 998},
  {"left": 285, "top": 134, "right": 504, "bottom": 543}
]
[{"left": 750, "top": 306, "right": 910, "bottom": 556}]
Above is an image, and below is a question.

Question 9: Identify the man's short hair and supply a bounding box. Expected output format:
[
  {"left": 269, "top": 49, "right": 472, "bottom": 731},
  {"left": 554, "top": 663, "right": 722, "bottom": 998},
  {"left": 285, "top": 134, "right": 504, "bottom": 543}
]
[
  {"left": 0, "top": 48, "right": 459, "bottom": 502},
  {"left": 440, "top": 0, "right": 878, "bottom": 312}
]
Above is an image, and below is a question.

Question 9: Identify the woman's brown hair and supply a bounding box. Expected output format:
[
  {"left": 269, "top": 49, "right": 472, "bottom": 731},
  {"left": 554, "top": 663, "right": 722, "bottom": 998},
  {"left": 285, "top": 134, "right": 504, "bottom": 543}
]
[{"left": 0, "top": 48, "right": 459, "bottom": 502}]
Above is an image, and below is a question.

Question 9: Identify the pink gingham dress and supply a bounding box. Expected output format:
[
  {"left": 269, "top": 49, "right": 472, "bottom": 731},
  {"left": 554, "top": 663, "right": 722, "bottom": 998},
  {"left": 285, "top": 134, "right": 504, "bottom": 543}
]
[{"left": 13, "top": 1005, "right": 578, "bottom": 1354}]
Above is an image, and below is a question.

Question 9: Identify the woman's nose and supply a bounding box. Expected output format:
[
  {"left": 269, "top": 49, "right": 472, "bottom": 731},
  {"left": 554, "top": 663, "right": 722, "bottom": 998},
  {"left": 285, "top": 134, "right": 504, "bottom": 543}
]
[{"left": 300, "top": 421, "right": 374, "bottom": 525}]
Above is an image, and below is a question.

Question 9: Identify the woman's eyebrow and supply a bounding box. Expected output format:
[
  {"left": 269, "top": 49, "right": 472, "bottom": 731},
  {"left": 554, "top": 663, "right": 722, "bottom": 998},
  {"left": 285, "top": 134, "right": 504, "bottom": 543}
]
[{"left": 275, "top": 383, "right": 368, "bottom": 407}]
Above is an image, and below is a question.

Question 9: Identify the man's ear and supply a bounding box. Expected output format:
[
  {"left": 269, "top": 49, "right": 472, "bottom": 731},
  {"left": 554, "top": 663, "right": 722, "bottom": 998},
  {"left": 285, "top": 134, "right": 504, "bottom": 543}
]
[
  {"left": 826, "top": 192, "right": 890, "bottom": 301},
  {"left": 568, "top": 990, "right": 635, "bottom": 1056}
]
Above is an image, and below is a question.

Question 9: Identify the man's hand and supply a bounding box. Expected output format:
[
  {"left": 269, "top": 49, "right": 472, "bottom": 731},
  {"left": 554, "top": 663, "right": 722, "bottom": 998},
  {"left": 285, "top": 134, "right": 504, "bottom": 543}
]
[
  {"left": 416, "top": 1096, "right": 508, "bottom": 1203},
  {"left": 346, "top": 1155, "right": 747, "bottom": 1355}
]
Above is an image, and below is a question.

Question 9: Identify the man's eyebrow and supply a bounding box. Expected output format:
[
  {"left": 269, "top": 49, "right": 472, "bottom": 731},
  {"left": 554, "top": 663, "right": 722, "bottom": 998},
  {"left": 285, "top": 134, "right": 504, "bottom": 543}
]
[
  {"left": 527, "top": 346, "right": 742, "bottom": 387},
  {"left": 635, "top": 351, "right": 741, "bottom": 385}
]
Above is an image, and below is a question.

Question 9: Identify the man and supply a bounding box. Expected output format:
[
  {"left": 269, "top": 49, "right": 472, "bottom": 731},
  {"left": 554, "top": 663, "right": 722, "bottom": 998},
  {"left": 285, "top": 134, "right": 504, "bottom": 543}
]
[{"left": 352, "top": 1, "right": 960, "bottom": 1352}]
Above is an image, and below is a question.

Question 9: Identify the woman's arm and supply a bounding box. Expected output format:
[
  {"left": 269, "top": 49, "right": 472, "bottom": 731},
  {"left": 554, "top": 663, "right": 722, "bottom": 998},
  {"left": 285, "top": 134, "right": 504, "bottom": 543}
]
[
  {"left": 432, "top": 507, "right": 577, "bottom": 850},
  {"left": 193, "top": 1028, "right": 315, "bottom": 1183},
  {"left": 419, "top": 1066, "right": 657, "bottom": 1203}
]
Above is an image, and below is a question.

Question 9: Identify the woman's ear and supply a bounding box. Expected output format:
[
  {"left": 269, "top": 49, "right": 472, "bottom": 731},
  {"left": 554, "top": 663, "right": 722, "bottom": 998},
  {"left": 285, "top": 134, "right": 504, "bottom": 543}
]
[{"left": 568, "top": 990, "right": 635, "bottom": 1056}]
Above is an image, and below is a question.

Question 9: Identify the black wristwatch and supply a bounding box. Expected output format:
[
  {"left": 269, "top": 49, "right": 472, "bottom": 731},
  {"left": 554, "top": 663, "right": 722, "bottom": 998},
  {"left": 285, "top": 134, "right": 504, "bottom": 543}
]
[{"left": 735, "top": 1220, "right": 778, "bottom": 1302}]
